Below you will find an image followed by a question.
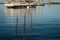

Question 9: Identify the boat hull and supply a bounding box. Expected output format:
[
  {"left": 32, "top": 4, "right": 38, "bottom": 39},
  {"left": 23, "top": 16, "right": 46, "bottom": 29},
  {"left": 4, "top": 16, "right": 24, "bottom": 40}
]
[{"left": 4, "top": 2, "right": 44, "bottom": 8}]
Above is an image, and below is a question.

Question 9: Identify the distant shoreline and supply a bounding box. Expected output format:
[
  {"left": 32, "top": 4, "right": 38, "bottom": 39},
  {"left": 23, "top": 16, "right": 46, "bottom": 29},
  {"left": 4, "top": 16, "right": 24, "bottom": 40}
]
[
  {"left": 0, "top": 3, "right": 4, "bottom": 4},
  {"left": 0, "top": 2, "right": 60, "bottom": 4},
  {"left": 45, "top": 2, "right": 60, "bottom": 4}
]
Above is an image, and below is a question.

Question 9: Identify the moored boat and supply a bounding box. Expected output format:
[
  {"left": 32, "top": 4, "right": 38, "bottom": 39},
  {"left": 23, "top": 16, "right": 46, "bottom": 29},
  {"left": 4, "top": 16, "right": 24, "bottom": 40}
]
[{"left": 4, "top": 0, "right": 44, "bottom": 8}]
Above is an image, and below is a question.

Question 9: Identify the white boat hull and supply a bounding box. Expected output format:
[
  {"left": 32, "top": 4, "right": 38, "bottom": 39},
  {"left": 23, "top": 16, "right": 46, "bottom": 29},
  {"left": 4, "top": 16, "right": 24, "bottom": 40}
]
[{"left": 4, "top": 2, "right": 44, "bottom": 8}]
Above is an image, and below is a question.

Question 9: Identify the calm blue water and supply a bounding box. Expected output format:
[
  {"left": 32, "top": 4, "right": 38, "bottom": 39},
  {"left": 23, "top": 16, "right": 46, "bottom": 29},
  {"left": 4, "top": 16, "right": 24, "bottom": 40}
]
[{"left": 0, "top": 4, "right": 60, "bottom": 40}]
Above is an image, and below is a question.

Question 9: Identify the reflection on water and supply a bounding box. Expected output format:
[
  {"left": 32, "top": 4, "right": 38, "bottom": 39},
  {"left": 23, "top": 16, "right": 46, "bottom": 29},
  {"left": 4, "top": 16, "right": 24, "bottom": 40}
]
[
  {"left": 0, "top": 4, "right": 60, "bottom": 40},
  {"left": 4, "top": 7, "right": 36, "bottom": 40}
]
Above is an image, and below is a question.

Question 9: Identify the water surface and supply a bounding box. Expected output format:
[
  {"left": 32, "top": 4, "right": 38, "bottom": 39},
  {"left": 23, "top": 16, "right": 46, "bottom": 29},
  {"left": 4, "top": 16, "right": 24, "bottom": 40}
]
[{"left": 0, "top": 4, "right": 60, "bottom": 40}]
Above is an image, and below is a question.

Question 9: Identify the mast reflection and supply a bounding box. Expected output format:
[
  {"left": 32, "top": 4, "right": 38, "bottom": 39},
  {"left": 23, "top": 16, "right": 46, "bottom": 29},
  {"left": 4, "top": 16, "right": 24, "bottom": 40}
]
[
  {"left": 29, "top": 8, "right": 33, "bottom": 40},
  {"left": 25, "top": 8, "right": 36, "bottom": 40},
  {"left": 4, "top": 7, "right": 36, "bottom": 40},
  {"left": 5, "top": 8, "right": 26, "bottom": 40},
  {"left": 22, "top": 8, "right": 26, "bottom": 40}
]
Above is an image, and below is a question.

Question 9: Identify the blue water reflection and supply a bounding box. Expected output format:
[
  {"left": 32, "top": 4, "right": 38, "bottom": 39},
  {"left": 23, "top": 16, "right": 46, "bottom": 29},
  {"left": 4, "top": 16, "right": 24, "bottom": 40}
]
[{"left": 0, "top": 4, "right": 60, "bottom": 40}]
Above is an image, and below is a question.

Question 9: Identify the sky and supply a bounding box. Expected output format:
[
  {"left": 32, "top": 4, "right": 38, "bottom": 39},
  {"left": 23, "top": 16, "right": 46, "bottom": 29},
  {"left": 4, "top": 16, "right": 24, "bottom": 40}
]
[{"left": 0, "top": 0, "right": 60, "bottom": 3}]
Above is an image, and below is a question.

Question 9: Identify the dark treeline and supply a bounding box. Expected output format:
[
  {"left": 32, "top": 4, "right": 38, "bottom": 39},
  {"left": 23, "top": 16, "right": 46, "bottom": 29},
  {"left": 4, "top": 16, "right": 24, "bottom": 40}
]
[
  {"left": 0, "top": 3, "right": 4, "bottom": 4},
  {"left": 50, "top": 2, "right": 60, "bottom": 4},
  {"left": 44, "top": 2, "right": 60, "bottom": 5}
]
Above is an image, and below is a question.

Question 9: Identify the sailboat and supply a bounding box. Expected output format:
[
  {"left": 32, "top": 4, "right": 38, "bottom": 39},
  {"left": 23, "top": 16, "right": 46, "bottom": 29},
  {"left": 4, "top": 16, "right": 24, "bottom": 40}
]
[
  {"left": 4, "top": 0, "right": 44, "bottom": 8},
  {"left": 4, "top": 0, "right": 37, "bottom": 8}
]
